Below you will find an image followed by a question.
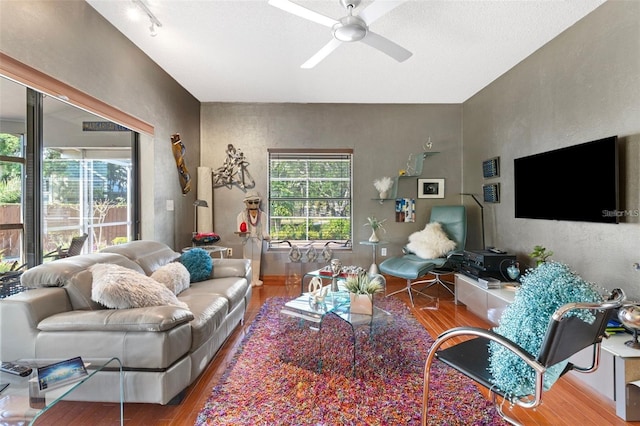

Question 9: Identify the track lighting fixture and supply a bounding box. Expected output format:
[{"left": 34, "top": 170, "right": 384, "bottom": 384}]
[{"left": 131, "top": 0, "right": 162, "bottom": 37}]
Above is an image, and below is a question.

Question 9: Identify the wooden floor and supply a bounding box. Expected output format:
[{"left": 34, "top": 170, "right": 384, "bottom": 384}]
[{"left": 39, "top": 278, "right": 639, "bottom": 425}]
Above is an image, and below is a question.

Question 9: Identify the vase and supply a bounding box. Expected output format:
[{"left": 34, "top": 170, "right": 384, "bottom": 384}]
[
  {"left": 379, "top": 190, "right": 388, "bottom": 200},
  {"left": 350, "top": 293, "right": 373, "bottom": 315},
  {"left": 368, "top": 229, "right": 380, "bottom": 243},
  {"left": 506, "top": 261, "right": 521, "bottom": 281}
]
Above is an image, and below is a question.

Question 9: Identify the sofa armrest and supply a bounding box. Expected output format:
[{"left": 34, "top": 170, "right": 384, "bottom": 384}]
[
  {"left": 38, "top": 306, "right": 194, "bottom": 332},
  {"left": 212, "top": 258, "right": 251, "bottom": 282},
  {"left": 0, "top": 288, "right": 72, "bottom": 360}
]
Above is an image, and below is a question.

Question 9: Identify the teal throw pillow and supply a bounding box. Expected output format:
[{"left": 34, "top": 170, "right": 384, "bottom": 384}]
[
  {"left": 180, "top": 248, "right": 213, "bottom": 283},
  {"left": 488, "top": 261, "right": 603, "bottom": 397}
]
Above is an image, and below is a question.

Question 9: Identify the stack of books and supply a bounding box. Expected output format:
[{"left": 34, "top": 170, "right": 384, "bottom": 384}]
[
  {"left": 477, "top": 277, "right": 502, "bottom": 289},
  {"left": 605, "top": 319, "right": 628, "bottom": 335}
]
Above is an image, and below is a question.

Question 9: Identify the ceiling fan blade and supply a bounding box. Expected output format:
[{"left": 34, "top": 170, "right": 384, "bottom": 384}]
[
  {"left": 361, "top": 31, "right": 412, "bottom": 62},
  {"left": 359, "top": 0, "right": 406, "bottom": 25},
  {"left": 301, "top": 39, "right": 342, "bottom": 69},
  {"left": 268, "top": 0, "right": 337, "bottom": 28}
]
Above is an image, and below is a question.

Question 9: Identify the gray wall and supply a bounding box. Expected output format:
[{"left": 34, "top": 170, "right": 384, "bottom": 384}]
[
  {"left": 201, "top": 103, "right": 462, "bottom": 275},
  {"left": 0, "top": 0, "right": 201, "bottom": 249},
  {"left": 462, "top": 1, "right": 640, "bottom": 298},
  {"left": 2, "top": 1, "right": 637, "bottom": 296}
]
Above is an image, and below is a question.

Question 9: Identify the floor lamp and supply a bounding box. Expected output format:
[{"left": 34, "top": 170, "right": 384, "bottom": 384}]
[
  {"left": 460, "top": 193, "right": 485, "bottom": 249},
  {"left": 193, "top": 199, "right": 209, "bottom": 236}
]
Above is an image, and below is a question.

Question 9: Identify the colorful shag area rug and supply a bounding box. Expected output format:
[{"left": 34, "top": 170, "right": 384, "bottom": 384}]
[{"left": 195, "top": 296, "right": 507, "bottom": 425}]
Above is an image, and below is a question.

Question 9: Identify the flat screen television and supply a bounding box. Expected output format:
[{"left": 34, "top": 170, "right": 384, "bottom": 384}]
[{"left": 514, "top": 136, "right": 619, "bottom": 224}]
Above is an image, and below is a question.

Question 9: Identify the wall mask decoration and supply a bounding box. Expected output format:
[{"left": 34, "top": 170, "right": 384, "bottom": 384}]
[
  {"left": 212, "top": 144, "right": 255, "bottom": 190},
  {"left": 171, "top": 133, "right": 191, "bottom": 194}
]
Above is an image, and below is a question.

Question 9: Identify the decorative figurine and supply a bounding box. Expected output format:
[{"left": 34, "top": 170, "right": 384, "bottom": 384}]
[
  {"left": 170, "top": 133, "right": 191, "bottom": 194},
  {"left": 236, "top": 191, "right": 270, "bottom": 287},
  {"left": 330, "top": 258, "right": 342, "bottom": 293},
  {"left": 288, "top": 245, "right": 302, "bottom": 262}
]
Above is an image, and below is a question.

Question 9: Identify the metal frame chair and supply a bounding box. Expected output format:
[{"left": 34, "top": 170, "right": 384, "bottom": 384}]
[
  {"left": 422, "top": 288, "right": 625, "bottom": 426},
  {"left": 44, "top": 233, "right": 88, "bottom": 260},
  {"left": 380, "top": 205, "right": 466, "bottom": 309}
]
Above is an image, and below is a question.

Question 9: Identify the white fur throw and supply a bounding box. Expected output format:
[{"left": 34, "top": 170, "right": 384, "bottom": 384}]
[
  {"left": 90, "top": 263, "right": 189, "bottom": 310},
  {"left": 405, "top": 222, "right": 457, "bottom": 259},
  {"left": 151, "top": 262, "right": 190, "bottom": 295}
]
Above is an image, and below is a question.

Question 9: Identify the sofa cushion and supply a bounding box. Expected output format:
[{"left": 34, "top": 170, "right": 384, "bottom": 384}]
[
  {"left": 38, "top": 305, "right": 194, "bottom": 332},
  {"left": 20, "top": 252, "right": 145, "bottom": 311},
  {"left": 180, "top": 248, "right": 213, "bottom": 282},
  {"left": 101, "top": 240, "right": 181, "bottom": 275},
  {"left": 176, "top": 292, "right": 229, "bottom": 351},
  {"left": 90, "top": 264, "right": 189, "bottom": 310},
  {"left": 151, "top": 262, "right": 191, "bottom": 295},
  {"left": 182, "top": 277, "right": 248, "bottom": 313}
]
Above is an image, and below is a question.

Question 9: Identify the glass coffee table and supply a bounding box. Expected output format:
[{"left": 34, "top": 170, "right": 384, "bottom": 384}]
[
  {"left": 280, "top": 289, "right": 391, "bottom": 376},
  {"left": 0, "top": 357, "right": 123, "bottom": 425}
]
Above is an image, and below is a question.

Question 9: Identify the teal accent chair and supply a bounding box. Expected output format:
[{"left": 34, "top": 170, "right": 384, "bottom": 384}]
[{"left": 379, "top": 205, "right": 466, "bottom": 308}]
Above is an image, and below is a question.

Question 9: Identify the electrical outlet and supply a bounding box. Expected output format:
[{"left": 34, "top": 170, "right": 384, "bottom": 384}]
[
  {"left": 381, "top": 247, "right": 387, "bottom": 256},
  {"left": 226, "top": 248, "right": 233, "bottom": 257}
]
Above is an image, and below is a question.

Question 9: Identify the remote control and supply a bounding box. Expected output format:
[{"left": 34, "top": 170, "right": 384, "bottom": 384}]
[
  {"left": 488, "top": 247, "right": 506, "bottom": 254},
  {"left": 1, "top": 361, "right": 33, "bottom": 377}
]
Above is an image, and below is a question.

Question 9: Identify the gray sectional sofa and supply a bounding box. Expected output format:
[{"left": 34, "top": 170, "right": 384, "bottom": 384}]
[{"left": 0, "top": 240, "right": 252, "bottom": 404}]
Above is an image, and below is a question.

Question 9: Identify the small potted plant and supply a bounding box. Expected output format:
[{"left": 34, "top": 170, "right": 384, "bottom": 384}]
[
  {"left": 530, "top": 245, "right": 553, "bottom": 266},
  {"left": 364, "top": 216, "right": 386, "bottom": 242},
  {"left": 373, "top": 176, "right": 394, "bottom": 199},
  {"left": 343, "top": 272, "right": 385, "bottom": 315}
]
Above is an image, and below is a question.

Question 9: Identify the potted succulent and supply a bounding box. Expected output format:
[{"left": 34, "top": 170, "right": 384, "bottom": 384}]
[
  {"left": 343, "top": 272, "right": 385, "bottom": 315},
  {"left": 364, "top": 216, "right": 386, "bottom": 242},
  {"left": 530, "top": 245, "right": 553, "bottom": 266},
  {"left": 373, "top": 176, "right": 394, "bottom": 199}
]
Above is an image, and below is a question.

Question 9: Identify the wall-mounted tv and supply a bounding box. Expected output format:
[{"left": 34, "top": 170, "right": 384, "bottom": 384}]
[{"left": 514, "top": 136, "right": 619, "bottom": 224}]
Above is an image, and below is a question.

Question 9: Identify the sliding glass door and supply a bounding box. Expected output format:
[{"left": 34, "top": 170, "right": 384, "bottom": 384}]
[
  {"left": 0, "top": 75, "right": 138, "bottom": 268},
  {"left": 42, "top": 94, "right": 134, "bottom": 257}
]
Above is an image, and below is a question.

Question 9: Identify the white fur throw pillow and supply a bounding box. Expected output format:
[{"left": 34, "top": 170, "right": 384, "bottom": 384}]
[
  {"left": 90, "top": 263, "right": 189, "bottom": 310},
  {"left": 151, "top": 262, "right": 190, "bottom": 295},
  {"left": 405, "top": 222, "right": 457, "bottom": 259}
]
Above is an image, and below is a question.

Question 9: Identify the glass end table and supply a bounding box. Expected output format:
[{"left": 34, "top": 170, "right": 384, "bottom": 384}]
[{"left": 0, "top": 357, "right": 123, "bottom": 425}]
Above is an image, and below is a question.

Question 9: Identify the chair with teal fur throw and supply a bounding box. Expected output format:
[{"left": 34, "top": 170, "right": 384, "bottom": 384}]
[
  {"left": 379, "top": 205, "right": 466, "bottom": 309},
  {"left": 421, "top": 262, "right": 625, "bottom": 426}
]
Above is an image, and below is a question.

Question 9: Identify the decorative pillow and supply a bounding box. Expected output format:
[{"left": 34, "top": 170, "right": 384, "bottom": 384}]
[
  {"left": 489, "top": 262, "right": 603, "bottom": 397},
  {"left": 405, "top": 222, "right": 456, "bottom": 259},
  {"left": 90, "top": 263, "right": 189, "bottom": 310},
  {"left": 180, "top": 248, "right": 213, "bottom": 282},
  {"left": 151, "top": 262, "right": 190, "bottom": 295}
]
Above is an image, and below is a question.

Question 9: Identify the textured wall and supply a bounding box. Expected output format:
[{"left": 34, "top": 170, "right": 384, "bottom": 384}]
[
  {"left": 463, "top": 1, "right": 640, "bottom": 297},
  {"left": 201, "top": 103, "right": 462, "bottom": 275},
  {"left": 0, "top": 0, "right": 201, "bottom": 249}
]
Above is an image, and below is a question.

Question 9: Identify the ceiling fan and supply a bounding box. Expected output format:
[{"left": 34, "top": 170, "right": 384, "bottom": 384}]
[{"left": 268, "top": 0, "right": 412, "bottom": 68}]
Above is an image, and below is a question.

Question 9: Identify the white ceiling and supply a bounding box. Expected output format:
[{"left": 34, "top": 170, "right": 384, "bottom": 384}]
[{"left": 86, "top": 0, "right": 606, "bottom": 104}]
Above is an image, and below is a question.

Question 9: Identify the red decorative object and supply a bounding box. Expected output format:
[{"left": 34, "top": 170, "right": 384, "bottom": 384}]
[
  {"left": 192, "top": 232, "right": 221, "bottom": 245},
  {"left": 240, "top": 222, "right": 247, "bottom": 232}
]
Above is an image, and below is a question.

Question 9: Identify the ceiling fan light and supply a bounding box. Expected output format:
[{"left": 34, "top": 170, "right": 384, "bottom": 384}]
[{"left": 332, "top": 16, "right": 367, "bottom": 42}]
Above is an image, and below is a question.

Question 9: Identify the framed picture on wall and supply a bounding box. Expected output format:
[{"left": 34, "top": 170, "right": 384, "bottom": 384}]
[{"left": 418, "top": 178, "right": 445, "bottom": 198}]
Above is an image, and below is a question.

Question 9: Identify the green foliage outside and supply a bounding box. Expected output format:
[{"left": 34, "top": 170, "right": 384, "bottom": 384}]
[
  {"left": 0, "top": 134, "right": 22, "bottom": 203},
  {"left": 269, "top": 157, "right": 351, "bottom": 242}
]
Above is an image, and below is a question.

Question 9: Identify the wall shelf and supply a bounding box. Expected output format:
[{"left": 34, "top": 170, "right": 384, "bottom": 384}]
[{"left": 373, "top": 152, "right": 439, "bottom": 203}]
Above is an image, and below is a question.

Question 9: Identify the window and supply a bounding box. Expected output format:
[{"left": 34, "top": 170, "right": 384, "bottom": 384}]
[{"left": 268, "top": 149, "right": 352, "bottom": 244}]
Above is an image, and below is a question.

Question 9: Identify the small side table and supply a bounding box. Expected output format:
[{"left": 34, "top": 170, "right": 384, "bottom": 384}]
[
  {"left": 182, "top": 245, "right": 228, "bottom": 259},
  {"left": 359, "top": 241, "right": 387, "bottom": 276}
]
